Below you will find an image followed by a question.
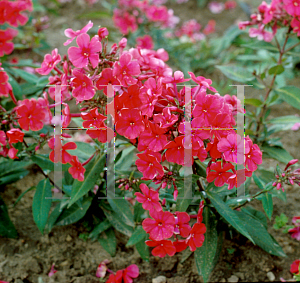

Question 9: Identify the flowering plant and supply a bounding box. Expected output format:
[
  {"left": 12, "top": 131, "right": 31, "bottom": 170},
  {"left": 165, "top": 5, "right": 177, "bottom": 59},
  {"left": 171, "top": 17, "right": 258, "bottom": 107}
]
[{"left": 1, "top": 0, "right": 300, "bottom": 282}]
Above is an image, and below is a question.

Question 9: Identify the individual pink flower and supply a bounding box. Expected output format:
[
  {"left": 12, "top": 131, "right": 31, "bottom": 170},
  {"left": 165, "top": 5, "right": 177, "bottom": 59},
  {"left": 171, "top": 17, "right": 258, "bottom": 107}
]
[
  {"left": 48, "top": 136, "right": 77, "bottom": 164},
  {"left": 6, "top": 128, "right": 24, "bottom": 144},
  {"left": 36, "top": 48, "right": 61, "bottom": 75},
  {"left": 203, "top": 19, "right": 216, "bottom": 35},
  {"left": 0, "top": 28, "right": 18, "bottom": 57},
  {"left": 207, "top": 161, "right": 235, "bottom": 187},
  {"left": 164, "top": 136, "right": 189, "bottom": 166},
  {"left": 122, "top": 264, "right": 139, "bottom": 283},
  {"left": 174, "top": 212, "right": 191, "bottom": 238},
  {"left": 115, "top": 108, "right": 145, "bottom": 139},
  {"left": 71, "top": 69, "right": 95, "bottom": 102},
  {"left": 244, "top": 136, "right": 263, "bottom": 171},
  {"left": 64, "top": 20, "right": 93, "bottom": 46},
  {"left": 136, "top": 35, "right": 154, "bottom": 49},
  {"left": 96, "top": 68, "right": 120, "bottom": 96},
  {"left": 186, "top": 223, "right": 206, "bottom": 252},
  {"left": 283, "top": 0, "right": 300, "bottom": 16},
  {"left": 146, "top": 5, "right": 169, "bottom": 22},
  {"left": 0, "top": 67, "right": 12, "bottom": 97},
  {"left": 97, "top": 27, "right": 109, "bottom": 40},
  {"left": 16, "top": 98, "right": 46, "bottom": 131},
  {"left": 0, "top": 130, "right": 6, "bottom": 146},
  {"left": 227, "top": 169, "right": 252, "bottom": 190},
  {"left": 142, "top": 209, "right": 175, "bottom": 241},
  {"left": 136, "top": 151, "right": 164, "bottom": 179},
  {"left": 208, "top": 1, "right": 225, "bottom": 14},
  {"left": 217, "top": 133, "right": 250, "bottom": 164},
  {"left": 153, "top": 107, "right": 178, "bottom": 128},
  {"left": 249, "top": 25, "right": 274, "bottom": 42},
  {"left": 106, "top": 271, "right": 123, "bottom": 283},
  {"left": 5, "top": 1, "right": 29, "bottom": 27},
  {"left": 225, "top": 0, "right": 237, "bottom": 9},
  {"left": 68, "top": 33, "right": 102, "bottom": 68},
  {"left": 290, "top": 259, "right": 300, "bottom": 274},
  {"left": 113, "top": 10, "right": 137, "bottom": 35},
  {"left": 8, "top": 147, "right": 18, "bottom": 159},
  {"left": 113, "top": 52, "right": 141, "bottom": 86},
  {"left": 68, "top": 156, "right": 85, "bottom": 181},
  {"left": 135, "top": 183, "right": 162, "bottom": 212},
  {"left": 48, "top": 264, "right": 57, "bottom": 277},
  {"left": 145, "top": 239, "right": 176, "bottom": 257},
  {"left": 81, "top": 107, "right": 107, "bottom": 128},
  {"left": 96, "top": 259, "right": 111, "bottom": 278}
]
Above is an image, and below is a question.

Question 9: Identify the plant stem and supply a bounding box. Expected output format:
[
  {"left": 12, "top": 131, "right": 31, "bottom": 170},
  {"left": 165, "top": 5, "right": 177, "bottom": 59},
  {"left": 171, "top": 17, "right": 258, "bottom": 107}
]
[
  {"left": 254, "top": 30, "right": 291, "bottom": 141},
  {"left": 233, "top": 189, "right": 269, "bottom": 210},
  {"left": 284, "top": 41, "right": 300, "bottom": 53}
]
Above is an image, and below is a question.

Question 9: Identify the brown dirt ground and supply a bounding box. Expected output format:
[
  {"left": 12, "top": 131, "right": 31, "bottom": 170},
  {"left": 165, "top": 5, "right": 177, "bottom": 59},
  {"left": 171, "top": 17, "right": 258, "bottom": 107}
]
[{"left": 1, "top": 0, "right": 300, "bottom": 282}]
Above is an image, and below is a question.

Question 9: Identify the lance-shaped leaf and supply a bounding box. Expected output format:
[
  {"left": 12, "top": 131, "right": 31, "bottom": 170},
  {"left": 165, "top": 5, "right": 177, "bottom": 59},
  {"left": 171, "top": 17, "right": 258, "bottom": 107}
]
[
  {"left": 32, "top": 179, "right": 52, "bottom": 234},
  {"left": 68, "top": 154, "right": 105, "bottom": 207},
  {"left": 0, "top": 196, "right": 18, "bottom": 238},
  {"left": 108, "top": 198, "right": 134, "bottom": 227},
  {"left": 98, "top": 228, "right": 117, "bottom": 256},
  {"left": 126, "top": 226, "right": 147, "bottom": 247}
]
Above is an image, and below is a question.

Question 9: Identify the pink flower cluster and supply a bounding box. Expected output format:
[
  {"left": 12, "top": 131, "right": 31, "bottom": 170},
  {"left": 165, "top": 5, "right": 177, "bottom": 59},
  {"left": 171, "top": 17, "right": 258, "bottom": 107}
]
[
  {"left": 272, "top": 159, "right": 300, "bottom": 191},
  {"left": 239, "top": 0, "right": 300, "bottom": 42},
  {"left": 113, "top": 0, "right": 179, "bottom": 34},
  {"left": 174, "top": 19, "right": 216, "bottom": 42},
  {"left": 136, "top": 184, "right": 206, "bottom": 257}
]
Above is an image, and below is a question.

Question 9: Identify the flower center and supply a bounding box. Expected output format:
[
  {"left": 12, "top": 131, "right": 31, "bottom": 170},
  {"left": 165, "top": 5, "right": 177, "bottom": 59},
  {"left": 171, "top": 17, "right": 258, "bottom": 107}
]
[
  {"left": 83, "top": 52, "right": 89, "bottom": 57},
  {"left": 158, "top": 223, "right": 162, "bottom": 226},
  {"left": 130, "top": 122, "right": 134, "bottom": 125},
  {"left": 149, "top": 163, "right": 153, "bottom": 166},
  {"left": 294, "top": 1, "right": 298, "bottom": 6}
]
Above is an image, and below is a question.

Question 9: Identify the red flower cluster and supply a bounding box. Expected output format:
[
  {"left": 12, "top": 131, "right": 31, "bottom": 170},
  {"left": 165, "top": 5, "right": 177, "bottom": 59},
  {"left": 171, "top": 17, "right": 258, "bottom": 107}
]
[{"left": 239, "top": 0, "right": 300, "bottom": 41}]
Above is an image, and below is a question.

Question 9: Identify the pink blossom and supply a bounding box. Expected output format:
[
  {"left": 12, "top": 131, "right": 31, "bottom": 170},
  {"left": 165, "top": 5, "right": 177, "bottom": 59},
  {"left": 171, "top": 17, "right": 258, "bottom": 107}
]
[
  {"left": 48, "top": 264, "right": 57, "bottom": 277},
  {"left": 289, "top": 226, "right": 300, "bottom": 241},
  {"left": 68, "top": 33, "right": 102, "bottom": 68},
  {"left": 95, "top": 259, "right": 111, "bottom": 278},
  {"left": 249, "top": 25, "right": 274, "bottom": 42},
  {"left": 208, "top": 1, "right": 225, "bottom": 14},
  {"left": 283, "top": 0, "right": 300, "bottom": 16},
  {"left": 64, "top": 21, "right": 93, "bottom": 46},
  {"left": 71, "top": 69, "right": 95, "bottom": 102},
  {"left": 135, "top": 183, "right": 162, "bottom": 212},
  {"left": 36, "top": 48, "right": 61, "bottom": 75},
  {"left": 136, "top": 35, "right": 154, "bottom": 49}
]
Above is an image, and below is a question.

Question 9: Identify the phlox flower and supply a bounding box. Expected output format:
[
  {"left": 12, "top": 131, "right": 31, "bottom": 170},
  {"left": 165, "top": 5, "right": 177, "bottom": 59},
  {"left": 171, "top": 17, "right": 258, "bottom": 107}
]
[
  {"left": 36, "top": 48, "right": 61, "bottom": 75},
  {"left": 136, "top": 35, "right": 154, "bottom": 49},
  {"left": 97, "top": 27, "right": 109, "bottom": 41},
  {"left": 135, "top": 183, "right": 162, "bottom": 212},
  {"left": 113, "top": 52, "right": 141, "bottom": 87},
  {"left": 8, "top": 147, "right": 18, "bottom": 159},
  {"left": 0, "top": 67, "right": 12, "bottom": 97},
  {"left": 16, "top": 98, "right": 46, "bottom": 131},
  {"left": 208, "top": 1, "right": 225, "bottom": 14},
  {"left": 291, "top": 17, "right": 300, "bottom": 36},
  {"left": 48, "top": 136, "right": 76, "bottom": 164},
  {"left": 207, "top": 161, "right": 235, "bottom": 187},
  {"left": 136, "top": 151, "right": 164, "bottom": 179},
  {"left": 283, "top": 0, "right": 300, "bottom": 16},
  {"left": 68, "top": 156, "right": 85, "bottom": 181},
  {"left": 86, "top": 127, "right": 114, "bottom": 144},
  {"left": 5, "top": 1, "right": 29, "bottom": 27},
  {"left": 186, "top": 223, "right": 206, "bottom": 251},
  {"left": 115, "top": 108, "right": 145, "bottom": 139},
  {"left": 217, "top": 133, "right": 250, "bottom": 164},
  {"left": 139, "top": 88, "right": 158, "bottom": 117},
  {"left": 289, "top": 226, "right": 300, "bottom": 241},
  {"left": 0, "top": 131, "right": 6, "bottom": 146},
  {"left": 145, "top": 239, "right": 176, "bottom": 257},
  {"left": 142, "top": 209, "right": 175, "bottom": 241},
  {"left": 163, "top": 70, "right": 190, "bottom": 84},
  {"left": 64, "top": 20, "right": 93, "bottom": 46},
  {"left": 174, "top": 212, "right": 191, "bottom": 237},
  {"left": 244, "top": 136, "right": 263, "bottom": 171},
  {"left": 164, "top": 136, "right": 188, "bottom": 166},
  {"left": 81, "top": 107, "right": 107, "bottom": 128},
  {"left": 203, "top": 19, "right": 216, "bottom": 35},
  {"left": 113, "top": 10, "right": 137, "bottom": 35},
  {"left": 6, "top": 128, "right": 24, "bottom": 144},
  {"left": 146, "top": 5, "right": 169, "bottom": 22},
  {"left": 138, "top": 122, "right": 168, "bottom": 152},
  {"left": 0, "top": 28, "right": 18, "bottom": 57},
  {"left": 68, "top": 33, "right": 102, "bottom": 68},
  {"left": 290, "top": 259, "right": 300, "bottom": 274},
  {"left": 226, "top": 168, "right": 252, "bottom": 190},
  {"left": 206, "top": 137, "right": 222, "bottom": 160},
  {"left": 121, "top": 264, "right": 139, "bottom": 283},
  {"left": 249, "top": 25, "right": 274, "bottom": 42},
  {"left": 71, "top": 69, "right": 95, "bottom": 102},
  {"left": 173, "top": 239, "right": 188, "bottom": 253},
  {"left": 153, "top": 107, "right": 178, "bottom": 128},
  {"left": 96, "top": 68, "right": 120, "bottom": 96},
  {"left": 106, "top": 271, "right": 123, "bottom": 283}
]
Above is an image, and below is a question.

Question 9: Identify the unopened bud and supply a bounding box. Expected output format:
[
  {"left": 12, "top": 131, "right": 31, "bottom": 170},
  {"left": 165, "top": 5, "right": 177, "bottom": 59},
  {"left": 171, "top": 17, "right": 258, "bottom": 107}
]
[
  {"left": 276, "top": 183, "right": 282, "bottom": 190},
  {"left": 289, "top": 179, "right": 294, "bottom": 185},
  {"left": 161, "top": 182, "right": 167, "bottom": 189},
  {"left": 125, "top": 184, "right": 129, "bottom": 190},
  {"left": 162, "top": 198, "right": 166, "bottom": 206},
  {"left": 35, "top": 145, "right": 40, "bottom": 151},
  {"left": 272, "top": 182, "right": 277, "bottom": 187},
  {"left": 282, "top": 173, "right": 285, "bottom": 177}
]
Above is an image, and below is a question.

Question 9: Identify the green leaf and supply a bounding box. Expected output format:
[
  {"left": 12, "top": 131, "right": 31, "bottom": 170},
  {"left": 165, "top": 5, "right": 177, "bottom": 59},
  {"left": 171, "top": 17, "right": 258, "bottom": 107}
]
[
  {"left": 89, "top": 219, "right": 111, "bottom": 240},
  {"left": 252, "top": 173, "right": 265, "bottom": 190},
  {"left": 31, "top": 154, "right": 70, "bottom": 171},
  {"left": 10, "top": 68, "right": 39, "bottom": 83},
  {"left": 195, "top": 207, "right": 219, "bottom": 283},
  {"left": 267, "top": 115, "right": 300, "bottom": 125},
  {"left": 0, "top": 196, "right": 18, "bottom": 238},
  {"left": 0, "top": 169, "right": 29, "bottom": 186},
  {"left": 262, "top": 145, "right": 294, "bottom": 164},
  {"left": 242, "top": 41, "right": 278, "bottom": 52},
  {"left": 126, "top": 226, "right": 147, "bottom": 247},
  {"left": 55, "top": 197, "right": 92, "bottom": 226},
  {"left": 32, "top": 179, "right": 52, "bottom": 234},
  {"left": 176, "top": 186, "right": 193, "bottom": 212},
  {"left": 78, "top": 11, "right": 110, "bottom": 19},
  {"left": 134, "top": 202, "right": 145, "bottom": 223},
  {"left": 108, "top": 198, "right": 134, "bottom": 227},
  {"left": 72, "top": 142, "right": 95, "bottom": 162},
  {"left": 273, "top": 213, "right": 288, "bottom": 229},
  {"left": 244, "top": 98, "right": 263, "bottom": 107},
  {"left": 44, "top": 203, "right": 64, "bottom": 233},
  {"left": 136, "top": 239, "right": 150, "bottom": 262},
  {"left": 69, "top": 154, "right": 105, "bottom": 207},
  {"left": 237, "top": 209, "right": 286, "bottom": 257},
  {"left": 242, "top": 206, "right": 268, "bottom": 229},
  {"left": 103, "top": 209, "right": 134, "bottom": 237},
  {"left": 7, "top": 75, "right": 22, "bottom": 100},
  {"left": 98, "top": 228, "right": 117, "bottom": 256},
  {"left": 13, "top": 186, "right": 35, "bottom": 207},
  {"left": 36, "top": 76, "right": 49, "bottom": 87},
  {"left": 180, "top": 248, "right": 193, "bottom": 263},
  {"left": 216, "top": 65, "right": 254, "bottom": 83},
  {"left": 276, "top": 86, "right": 300, "bottom": 110},
  {"left": 268, "top": 64, "right": 284, "bottom": 75},
  {"left": 206, "top": 191, "right": 253, "bottom": 243},
  {"left": 262, "top": 193, "right": 273, "bottom": 220}
]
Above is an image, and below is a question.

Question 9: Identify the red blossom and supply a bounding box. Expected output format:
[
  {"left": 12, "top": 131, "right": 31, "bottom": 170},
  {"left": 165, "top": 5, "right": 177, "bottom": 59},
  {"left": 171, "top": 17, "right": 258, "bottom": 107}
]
[
  {"left": 174, "top": 212, "right": 191, "bottom": 237},
  {"left": 48, "top": 136, "right": 77, "bottom": 164},
  {"left": 68, "top": 156, "right": 86, "bottom": 181},
  {"left": 290, "top": 259, "right": 300, "bottom": 274},
  {"left": 0, "top": 28, "right": 18, "bottom": 57},
  {"left": 68, "top": 33, "right": 102, "bottom": 68},
  {"left": 134, "top": 183, "right": 162, "bottom": 212},
  {"left": 142, "top": 209, "right": 175, "bottom": 241},
  {"left": 145, "top": 239, "right": 176, "bottom": 257},
  {"left": 136, "top": 151, "right": 164, "bottom": 179},
  {"left": 186, "top": 223, "right": 206, "bottom": 251},
  {"left": 71, "top": 69, "right": 95, "bottom": 102},
  {"left": 6, "top": 128, "right": 24, "bottom": 144},
  {"left": 136, "top": 35, "right": 154, "bottom": 49},
  {"left": 207, "top": 161, "right": 235, "bottom": 187}
]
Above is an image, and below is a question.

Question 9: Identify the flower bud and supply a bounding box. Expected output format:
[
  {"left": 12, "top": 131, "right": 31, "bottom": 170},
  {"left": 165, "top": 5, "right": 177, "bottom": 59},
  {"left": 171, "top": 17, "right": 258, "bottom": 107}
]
[
  {"left": 276, "top": 182, "right": 281, "bottom": 190},
  {"left": 98, "top": 27, "right": 109, "bottom": 40},
  {"left": 161, "top": 182, "right": 167, "bottom": 189},
  {"left": 284, "top": 159, "right": 298, "bottom": 171},
  {"left": 272, "top": 182, "right": 277, "bottom": 187},
  {"left": 162, "top": 198, "right": 166, "bottom": 206},
  {"left": 281, "top": 173, "right": 285, "bottom": 177}
]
